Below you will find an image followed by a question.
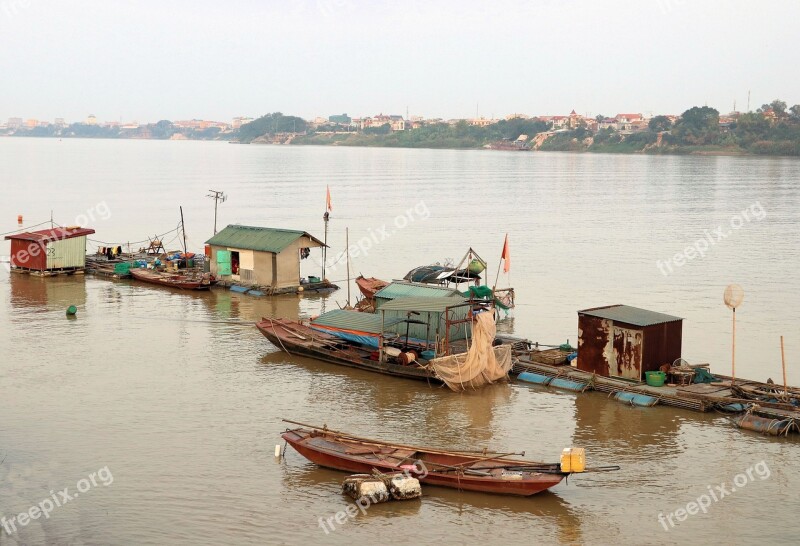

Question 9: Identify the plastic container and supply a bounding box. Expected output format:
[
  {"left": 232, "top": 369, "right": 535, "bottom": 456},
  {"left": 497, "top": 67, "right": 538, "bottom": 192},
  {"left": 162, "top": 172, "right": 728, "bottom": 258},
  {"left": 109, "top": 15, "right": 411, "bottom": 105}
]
[
  {"left": 645, "top": 371, "right": 666, "bottom": 387},
  {"left": 560, "top": 447, "right": 586, "bottom": 473},
  {"left": 420, "top": 350, "right": 435, "bottom": 360}
]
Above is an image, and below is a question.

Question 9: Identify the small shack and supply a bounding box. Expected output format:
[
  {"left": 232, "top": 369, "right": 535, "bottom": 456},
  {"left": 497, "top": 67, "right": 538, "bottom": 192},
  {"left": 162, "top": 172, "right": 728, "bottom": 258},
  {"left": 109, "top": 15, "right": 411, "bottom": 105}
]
[
  {"left": 374, "top": 281, "right": 462, "bottom": 310},
  {"left": 4, "top": 227, "right": 96, "bottom": 275},
  {"left": 577, "top": 304, "right": 683, "bottom": 381},
  {"left": 205, "top": 225, "right": 324, "bottom": 291},
  {"left": 379, "top": 296, "right": 471, "bottom": 352}
]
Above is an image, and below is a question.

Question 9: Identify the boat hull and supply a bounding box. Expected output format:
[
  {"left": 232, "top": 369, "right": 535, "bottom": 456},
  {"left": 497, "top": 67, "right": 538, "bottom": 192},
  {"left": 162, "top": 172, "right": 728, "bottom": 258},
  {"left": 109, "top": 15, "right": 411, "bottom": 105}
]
[
  {"left": 355, "top": 275, "right": 389, "bottom": 299},
  {"left": 256, "top": 318, "right": 438, "bottom": 383},
  {"left": 282, "top": 428, "right": 565, "bottom": 496},
  {"left": 130, "top": 269, "right": 216, "bottom": 290}
]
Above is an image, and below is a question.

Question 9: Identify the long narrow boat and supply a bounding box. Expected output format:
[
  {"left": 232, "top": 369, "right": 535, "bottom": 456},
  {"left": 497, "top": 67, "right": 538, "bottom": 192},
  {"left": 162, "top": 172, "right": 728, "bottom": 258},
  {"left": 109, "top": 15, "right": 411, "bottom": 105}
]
[
  {"left": 130, "top": 268, "right": 217, "bottom": 291},
  {"left": 256, "top": 318, "right": 439, "bottom": 382},
  {"left": 281, "top": 423, "right": 611, "bottom": 496},
  {"left": 355, "top": 275, "right": 389, "bottom": 300}
]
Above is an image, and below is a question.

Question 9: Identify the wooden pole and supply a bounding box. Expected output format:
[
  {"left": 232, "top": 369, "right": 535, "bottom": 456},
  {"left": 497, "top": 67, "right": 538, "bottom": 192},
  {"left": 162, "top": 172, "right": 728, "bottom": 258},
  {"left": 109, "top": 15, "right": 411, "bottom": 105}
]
[
  {"left": 322, "top": 212, "right": 329, "bottom": 281},
  {"left": 781, "top": 335, "right": 787, "bottom": 396},
  {"left": 731, "top": 308, "right": 736, "bottom": 386},
  {"left": 345, "top": 227, "right": 351, "bottom": 307},
  {"left": 179, "top": 206, "right": 187, "bottom": 255}
]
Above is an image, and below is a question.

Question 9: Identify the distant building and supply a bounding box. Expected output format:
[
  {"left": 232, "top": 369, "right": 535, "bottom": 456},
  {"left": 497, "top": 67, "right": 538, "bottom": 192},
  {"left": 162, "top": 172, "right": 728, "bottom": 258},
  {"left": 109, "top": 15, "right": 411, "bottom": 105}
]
[
  {"left": 468, "top": 117, "right": 494, "bottom": 127},
  {"left": 615, "top": 113, "right": 643, "bottom": 124},
  {"left": 25, "top": 119, "right": 38, "bottom": 128},
  {"left": 54, "top": 118, "right": 66, "bottom": 127},
  {"left": 328, "top": 113, "right": 351, "bottom": 124},
  {"left": 7, "top": 118, "right": 23, "bottom": 129},
  {"left": 232, "top": 117, "right": 253, "bottom": 129},
  {"left": 86, "top": 114, "right": 97, "bottom": 125}
]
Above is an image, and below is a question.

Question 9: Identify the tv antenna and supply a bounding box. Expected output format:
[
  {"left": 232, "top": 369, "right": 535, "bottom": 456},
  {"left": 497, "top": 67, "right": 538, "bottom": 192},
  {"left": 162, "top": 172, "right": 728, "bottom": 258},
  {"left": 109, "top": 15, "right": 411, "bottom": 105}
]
[{"left": 207, "top": 189, "right": 227, "bottom": 234}]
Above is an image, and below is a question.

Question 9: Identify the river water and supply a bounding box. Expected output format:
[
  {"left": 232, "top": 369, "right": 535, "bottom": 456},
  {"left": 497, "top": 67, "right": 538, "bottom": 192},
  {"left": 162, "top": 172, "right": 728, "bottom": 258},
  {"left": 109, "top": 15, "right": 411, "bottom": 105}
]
[{"left": 0, "top": 138, "right": 798, "bottom": 545}]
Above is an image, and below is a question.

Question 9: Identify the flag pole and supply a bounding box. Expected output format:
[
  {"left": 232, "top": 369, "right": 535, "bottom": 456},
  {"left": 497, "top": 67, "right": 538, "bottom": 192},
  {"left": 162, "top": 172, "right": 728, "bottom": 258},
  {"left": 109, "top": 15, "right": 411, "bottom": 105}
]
[
  {"left": 322, "top": 186, "right": 331, "bottom": 281},
  {"left": 322, "top": 211, "right": 328, "bottom": 281},
  {"left": 493, "top": 234, "right": 508, "bottom": 291}
]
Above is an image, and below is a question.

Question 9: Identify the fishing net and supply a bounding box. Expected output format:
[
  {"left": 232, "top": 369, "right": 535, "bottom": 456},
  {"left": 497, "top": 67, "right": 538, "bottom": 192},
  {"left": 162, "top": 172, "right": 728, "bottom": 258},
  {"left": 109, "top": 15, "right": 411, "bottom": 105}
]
[{"left": 429, "top": 311, "right": 513, "bottom": 391}]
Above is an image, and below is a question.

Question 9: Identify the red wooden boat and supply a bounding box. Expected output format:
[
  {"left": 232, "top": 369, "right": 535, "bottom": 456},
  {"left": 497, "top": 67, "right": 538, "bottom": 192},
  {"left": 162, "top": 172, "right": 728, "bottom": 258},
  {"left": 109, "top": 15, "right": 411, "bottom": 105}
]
[
  {"left": 355, "top": 275, "right": 389, "bottom": 300},
  {"left": 281, "top": 423, "right": 592, "bottom": 496},
  {"left": 130, "top": 268, "right": 217, "bottom": 291}
]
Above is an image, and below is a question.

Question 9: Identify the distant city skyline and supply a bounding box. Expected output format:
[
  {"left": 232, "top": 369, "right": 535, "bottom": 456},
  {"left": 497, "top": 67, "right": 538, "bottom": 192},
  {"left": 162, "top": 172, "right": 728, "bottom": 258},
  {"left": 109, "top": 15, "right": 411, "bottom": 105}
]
[{"left": 1, "top": 1, "right": 798, "bottom": 123}]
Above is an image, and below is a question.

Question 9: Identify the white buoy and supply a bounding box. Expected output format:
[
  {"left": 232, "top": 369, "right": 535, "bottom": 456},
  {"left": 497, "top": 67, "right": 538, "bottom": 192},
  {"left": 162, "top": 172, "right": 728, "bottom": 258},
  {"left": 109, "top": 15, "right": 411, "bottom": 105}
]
[{"left": 275, "top": 445, "right": 282, "bottom": 458}]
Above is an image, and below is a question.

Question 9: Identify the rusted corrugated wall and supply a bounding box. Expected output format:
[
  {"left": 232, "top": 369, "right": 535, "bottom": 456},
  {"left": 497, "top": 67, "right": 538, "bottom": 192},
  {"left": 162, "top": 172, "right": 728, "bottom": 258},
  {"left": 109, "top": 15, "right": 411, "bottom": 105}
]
[{"left": 577, "top": 315, "right": 611, "bottom": 376}]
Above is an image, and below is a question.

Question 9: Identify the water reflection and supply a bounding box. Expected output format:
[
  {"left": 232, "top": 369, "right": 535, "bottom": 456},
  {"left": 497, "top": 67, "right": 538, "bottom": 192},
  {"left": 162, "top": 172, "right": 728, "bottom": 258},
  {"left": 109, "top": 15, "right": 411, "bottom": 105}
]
[
  {"left": 9, "top": 273, "right": 87, "bottom": 311},
  {"left": 571, "top": 392, "right": 683, "bottom": 458}
]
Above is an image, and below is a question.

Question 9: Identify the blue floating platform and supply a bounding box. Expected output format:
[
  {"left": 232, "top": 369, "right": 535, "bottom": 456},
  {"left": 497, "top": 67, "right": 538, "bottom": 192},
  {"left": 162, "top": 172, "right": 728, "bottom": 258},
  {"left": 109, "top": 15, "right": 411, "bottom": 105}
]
[
  {"left": 517, "top": 372, "right": 552, "bottom": 386},
  {"left": 247, "top": 290, "right": 265, "bottom": 297},
  {"left": 614, "top": 392, "right": 659, "bottom": 407},
  {"left": 230, "top": 285, "right": 249, "bottom": 293},
  {"left": 550, "top": 378, "right": 589, "bottom": 392}
]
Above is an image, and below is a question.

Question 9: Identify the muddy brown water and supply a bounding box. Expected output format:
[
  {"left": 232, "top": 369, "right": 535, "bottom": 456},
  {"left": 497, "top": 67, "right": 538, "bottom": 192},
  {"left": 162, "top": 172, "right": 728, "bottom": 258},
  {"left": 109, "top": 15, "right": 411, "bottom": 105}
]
[{"left": 1, "top": 139, "right": 798, "bottom": 544}]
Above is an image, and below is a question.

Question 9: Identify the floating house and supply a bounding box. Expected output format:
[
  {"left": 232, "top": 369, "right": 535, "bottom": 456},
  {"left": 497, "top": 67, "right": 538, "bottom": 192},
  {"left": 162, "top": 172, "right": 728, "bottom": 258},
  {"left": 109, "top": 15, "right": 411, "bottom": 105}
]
[
  {"left": 4, "top": 227, "right": 95, "bottom": 275},
  {"left": 576, "top": 304, "right": 683, "bottom": 381},
  {"left": 205, "top": 225, "right": 325, "bottom": 292}
]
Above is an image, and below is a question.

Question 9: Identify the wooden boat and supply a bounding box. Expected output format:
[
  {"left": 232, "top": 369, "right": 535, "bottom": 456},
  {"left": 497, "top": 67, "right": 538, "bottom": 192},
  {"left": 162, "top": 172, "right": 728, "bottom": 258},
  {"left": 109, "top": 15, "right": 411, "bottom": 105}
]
[
  {"left": 280, "top": 423, "right": 617, "bottom": 496},
  {"left": 255, "top": 318, "right": 439, "bottom": 382},
  {"left": 130, "top": 268, "right": 217, "bottom": 291},
  {"left": 355, "top": 275, "right": 389, "bottom": 299}
]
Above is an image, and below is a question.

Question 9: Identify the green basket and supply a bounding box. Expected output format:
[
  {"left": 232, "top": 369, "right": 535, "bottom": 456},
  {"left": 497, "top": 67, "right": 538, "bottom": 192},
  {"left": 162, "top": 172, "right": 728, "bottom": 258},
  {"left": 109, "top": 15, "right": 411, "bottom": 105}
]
[{"left": 645, "top": 371, "right": 666, "bottom": 387}]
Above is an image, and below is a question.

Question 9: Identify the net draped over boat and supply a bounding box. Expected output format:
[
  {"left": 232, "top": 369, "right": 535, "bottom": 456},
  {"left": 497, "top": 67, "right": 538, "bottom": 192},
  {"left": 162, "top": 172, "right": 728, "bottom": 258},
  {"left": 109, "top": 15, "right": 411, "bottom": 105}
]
[{"left": 429, "top": 311, "right": 512, "bottom": 391}]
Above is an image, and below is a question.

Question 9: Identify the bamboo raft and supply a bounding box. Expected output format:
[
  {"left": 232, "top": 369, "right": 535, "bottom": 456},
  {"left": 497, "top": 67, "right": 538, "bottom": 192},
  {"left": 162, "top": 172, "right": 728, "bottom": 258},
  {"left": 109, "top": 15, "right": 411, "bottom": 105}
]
[{"left": 510, "top": 347, "right": 800, "bottom": 435}]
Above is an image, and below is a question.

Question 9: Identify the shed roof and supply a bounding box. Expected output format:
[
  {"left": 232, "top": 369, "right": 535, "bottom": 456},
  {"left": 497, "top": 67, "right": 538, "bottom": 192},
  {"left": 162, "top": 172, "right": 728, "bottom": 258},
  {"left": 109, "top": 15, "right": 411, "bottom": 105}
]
[
  {"left": 5, "top": 227, "right": 95, "bottom": 242},
  {"left": 379, "top": 296, "right": 469, "bottom": 313},
  {"left": 311, "top": 309, "right": 403, "bottom": 334},
  {"left": 578, "top": 304, "right": 683, "bottom": 327},
  {"left": 205, "top": 225, "right": 324, "bottom": 253},
  {"left": 375, "top": 281, "right": 462, "bottom": 301}
]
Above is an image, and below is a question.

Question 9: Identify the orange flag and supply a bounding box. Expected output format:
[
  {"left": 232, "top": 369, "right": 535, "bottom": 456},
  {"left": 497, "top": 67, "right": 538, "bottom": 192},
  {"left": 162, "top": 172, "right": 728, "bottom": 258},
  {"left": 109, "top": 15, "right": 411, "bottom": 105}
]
[
  {"left": 501, "top": 234, "right": 510, "bottom": 273},
  {"left": 326, "top": 185, "right": 333, "bottom": 212}
]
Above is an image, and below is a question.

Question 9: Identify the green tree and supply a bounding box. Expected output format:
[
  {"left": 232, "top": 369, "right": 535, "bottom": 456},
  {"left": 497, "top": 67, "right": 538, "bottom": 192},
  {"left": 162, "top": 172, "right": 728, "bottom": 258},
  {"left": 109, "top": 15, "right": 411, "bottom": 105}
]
[
  {"left": 648, "top": 115, "right": 673, "bottom": 132},
  {"left": 672, "top": 106, "right": 720, "bottom": 145},
  {"left": 238, "top": 113, "right": 308, "bottom": 143}
]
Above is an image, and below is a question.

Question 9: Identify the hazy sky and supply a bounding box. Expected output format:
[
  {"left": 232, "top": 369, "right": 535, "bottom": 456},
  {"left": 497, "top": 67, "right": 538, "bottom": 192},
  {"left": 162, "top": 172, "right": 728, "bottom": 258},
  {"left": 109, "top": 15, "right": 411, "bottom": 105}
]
[{"left": 2, "top": 0, "right": 798, "bottom": 123}]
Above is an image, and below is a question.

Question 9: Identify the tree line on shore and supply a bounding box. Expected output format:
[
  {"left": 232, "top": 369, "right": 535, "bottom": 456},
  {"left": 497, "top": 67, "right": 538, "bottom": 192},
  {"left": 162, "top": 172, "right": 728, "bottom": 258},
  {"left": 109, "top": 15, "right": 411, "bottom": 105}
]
[{"left": 7, "top": 99, "right": 800, "bottom": 155}]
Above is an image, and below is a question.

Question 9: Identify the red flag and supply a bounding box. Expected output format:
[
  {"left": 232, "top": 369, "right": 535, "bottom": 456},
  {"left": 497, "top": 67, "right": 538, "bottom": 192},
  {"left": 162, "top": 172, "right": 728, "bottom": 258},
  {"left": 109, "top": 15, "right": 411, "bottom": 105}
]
[
  {"left": 501, "top": 234, "right": 510, "bottom": 273},
  {"left": 326, "top": 185, "right": 332, "bottom": 212}
]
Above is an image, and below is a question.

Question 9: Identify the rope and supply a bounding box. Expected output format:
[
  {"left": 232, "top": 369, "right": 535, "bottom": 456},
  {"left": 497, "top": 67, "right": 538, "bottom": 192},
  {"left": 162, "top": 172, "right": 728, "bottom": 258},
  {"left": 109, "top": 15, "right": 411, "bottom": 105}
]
[
  {"left": 87, "top": 223, "right": 182, "bottom": 247},
  {"left": 0, "top": 220, "right": 53, "bottom": 236}
]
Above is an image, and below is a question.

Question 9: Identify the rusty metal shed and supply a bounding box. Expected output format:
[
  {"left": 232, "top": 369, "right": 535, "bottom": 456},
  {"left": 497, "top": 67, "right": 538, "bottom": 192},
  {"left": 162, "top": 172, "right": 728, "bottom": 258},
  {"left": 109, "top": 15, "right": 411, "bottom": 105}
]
[{"left": 577, "top": 304, "right": 683, "bottom": 381}]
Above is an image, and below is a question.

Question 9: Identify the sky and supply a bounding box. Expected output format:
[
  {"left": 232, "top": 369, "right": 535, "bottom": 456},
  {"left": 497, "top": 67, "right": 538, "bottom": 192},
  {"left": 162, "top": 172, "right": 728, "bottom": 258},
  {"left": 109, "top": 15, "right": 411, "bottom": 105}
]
[{"left": 1, "top": 0, "right": 799, "bottom": 123}]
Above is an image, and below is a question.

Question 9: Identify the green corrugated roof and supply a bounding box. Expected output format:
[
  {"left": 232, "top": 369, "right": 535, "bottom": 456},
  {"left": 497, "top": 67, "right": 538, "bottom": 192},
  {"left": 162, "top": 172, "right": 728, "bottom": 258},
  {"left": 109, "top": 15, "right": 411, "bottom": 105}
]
[
  {"left": 578, "top": 305, "right": 683, "bottom": 327},
  {"left": 374, "top": 281, "right": 462, "bottom": 301},
  {"left": 379, "top": 296, "right": 468, "bottom": 313},
  {"left": 310, "top": 309, "right": 402, "bottom": 333},
  {"left": 205, "top": 225, "right": 324, "bottom": 253}
]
